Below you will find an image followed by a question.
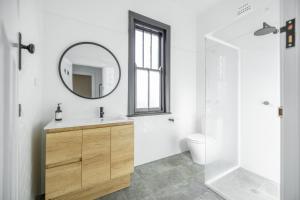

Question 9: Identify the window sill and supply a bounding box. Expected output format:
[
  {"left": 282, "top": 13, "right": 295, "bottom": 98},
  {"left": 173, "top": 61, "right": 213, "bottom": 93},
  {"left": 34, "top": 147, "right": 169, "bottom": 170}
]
[{"left": 127, "top": 112, "right": 172, "bottom": 117}]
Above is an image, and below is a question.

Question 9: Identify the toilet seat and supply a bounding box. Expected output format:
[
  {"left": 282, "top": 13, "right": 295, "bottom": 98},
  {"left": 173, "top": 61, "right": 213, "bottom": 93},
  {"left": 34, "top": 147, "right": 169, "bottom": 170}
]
[
  {"left": 187, "top": 133, "right": 217, "bottom": 165},
  {"left": 187, "top": 133, "right": 205, "bottom": 143}
]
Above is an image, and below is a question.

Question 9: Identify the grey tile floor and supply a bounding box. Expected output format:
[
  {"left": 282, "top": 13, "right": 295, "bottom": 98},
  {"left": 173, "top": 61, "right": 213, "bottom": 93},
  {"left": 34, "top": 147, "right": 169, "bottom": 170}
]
[
  {"left": 98, "top": 152, "right": 224, "bottom": 200},
  {"left": 209, "top": 168, "right": 279, "bottom": 200}
]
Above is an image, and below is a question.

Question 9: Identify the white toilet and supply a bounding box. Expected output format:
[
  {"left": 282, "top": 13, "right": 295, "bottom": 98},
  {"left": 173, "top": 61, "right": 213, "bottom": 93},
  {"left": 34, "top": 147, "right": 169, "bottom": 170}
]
[{"left": 187, "top": 133, "right": 216, "bottom": 165}]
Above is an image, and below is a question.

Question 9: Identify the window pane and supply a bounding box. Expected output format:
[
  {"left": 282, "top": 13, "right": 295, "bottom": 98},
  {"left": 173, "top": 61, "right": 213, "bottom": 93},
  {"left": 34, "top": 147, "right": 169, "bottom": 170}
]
[
  {"left": 135, "top": 29, "right": 143, "bottom": 67},
  {"left": 136, "top": 69, "right": 148, "bottom": 109},
  {"left": 149, "top": 71, "right": 160, "bottom": 108},
  {"left": 151, "top": 34, "right": 159, "bottom": 69},
  {"left": 144, "top": 32, "right": 151, "bottom": 68}
]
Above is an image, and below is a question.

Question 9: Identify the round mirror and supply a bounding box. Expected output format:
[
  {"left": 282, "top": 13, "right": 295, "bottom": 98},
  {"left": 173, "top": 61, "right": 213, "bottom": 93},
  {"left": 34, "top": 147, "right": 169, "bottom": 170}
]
[{"left": 59, "top": 42, "right": 121, "bottom": 99}]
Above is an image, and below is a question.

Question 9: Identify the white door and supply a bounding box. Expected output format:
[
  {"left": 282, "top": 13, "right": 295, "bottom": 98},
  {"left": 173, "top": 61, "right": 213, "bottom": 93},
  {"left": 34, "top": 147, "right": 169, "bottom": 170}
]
[
  {"left": 280, "top": 0, "right": 300, "bottom": 199},
  {"left": 0, "top": 0, "right": 20, "bottom": 199}
]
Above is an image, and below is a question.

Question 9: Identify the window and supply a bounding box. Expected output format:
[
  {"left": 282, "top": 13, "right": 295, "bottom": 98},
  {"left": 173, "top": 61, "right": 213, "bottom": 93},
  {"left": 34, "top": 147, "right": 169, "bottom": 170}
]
[{"left": 128, "top": 11, "right": 171, "bottom": 116}]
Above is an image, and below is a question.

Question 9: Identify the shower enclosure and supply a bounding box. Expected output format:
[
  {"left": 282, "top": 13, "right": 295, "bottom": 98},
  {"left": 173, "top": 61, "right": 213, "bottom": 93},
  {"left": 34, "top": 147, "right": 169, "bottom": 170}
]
[{"left": 204, "top": 1, "right": 281, "bottom": 200}]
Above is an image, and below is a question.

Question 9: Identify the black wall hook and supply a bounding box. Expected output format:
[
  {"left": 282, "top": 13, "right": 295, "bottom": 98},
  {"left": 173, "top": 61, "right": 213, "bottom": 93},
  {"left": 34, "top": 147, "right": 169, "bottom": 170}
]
[
  {"left": 13, "top": 32, "right": 35, "bottom": 70},
  {"left": 21, "top": 43, "right": 35, "bottom": 54}
]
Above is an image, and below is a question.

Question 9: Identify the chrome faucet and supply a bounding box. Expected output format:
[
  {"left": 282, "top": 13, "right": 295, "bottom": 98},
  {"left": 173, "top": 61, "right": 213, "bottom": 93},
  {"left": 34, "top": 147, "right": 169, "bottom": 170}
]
[{"left": 100, "top": 107, "right": 104, "bottom": 118}]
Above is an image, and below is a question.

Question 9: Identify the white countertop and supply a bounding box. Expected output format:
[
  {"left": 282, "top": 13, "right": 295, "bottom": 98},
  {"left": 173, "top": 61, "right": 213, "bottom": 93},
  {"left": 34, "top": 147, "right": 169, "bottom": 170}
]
[{"left": 44, "top": 116, "right": 134, "bottom": 130}]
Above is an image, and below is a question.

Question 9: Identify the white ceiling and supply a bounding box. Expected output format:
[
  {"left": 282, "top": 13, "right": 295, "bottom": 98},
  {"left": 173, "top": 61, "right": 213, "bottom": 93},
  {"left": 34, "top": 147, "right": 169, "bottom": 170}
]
[{"left": 168, "top": 0, "right": 224, "bottom": 14}]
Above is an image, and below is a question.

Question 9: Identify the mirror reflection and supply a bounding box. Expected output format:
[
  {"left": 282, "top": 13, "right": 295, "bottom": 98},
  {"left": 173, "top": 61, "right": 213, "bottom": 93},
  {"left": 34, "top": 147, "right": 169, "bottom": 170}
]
[{"left": 59, "top": 42, "right": 120, "bottom": 99}]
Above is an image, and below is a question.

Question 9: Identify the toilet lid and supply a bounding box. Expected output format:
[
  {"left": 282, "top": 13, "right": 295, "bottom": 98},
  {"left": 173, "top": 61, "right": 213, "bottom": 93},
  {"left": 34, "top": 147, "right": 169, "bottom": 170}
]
[{"left": 188, "top": 133, "right": 205, "bottom": 143}]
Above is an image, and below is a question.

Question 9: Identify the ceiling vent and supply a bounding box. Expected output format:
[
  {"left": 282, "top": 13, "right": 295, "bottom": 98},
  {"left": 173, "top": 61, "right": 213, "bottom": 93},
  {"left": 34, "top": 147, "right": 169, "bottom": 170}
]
[{"left": 237, "top": 3, "right": 252, "bottom": 16}]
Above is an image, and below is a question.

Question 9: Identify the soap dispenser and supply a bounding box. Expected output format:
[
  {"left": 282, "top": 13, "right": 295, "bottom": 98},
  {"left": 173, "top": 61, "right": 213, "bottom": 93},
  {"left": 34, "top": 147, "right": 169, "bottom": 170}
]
[{"left": 55, "top": 103, "right": 62, "bottom": 121}]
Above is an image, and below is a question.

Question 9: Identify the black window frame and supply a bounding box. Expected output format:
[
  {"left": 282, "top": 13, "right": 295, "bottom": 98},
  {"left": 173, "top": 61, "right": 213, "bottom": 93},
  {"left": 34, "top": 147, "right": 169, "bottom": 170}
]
[{"left": 128, "top": 11, "right": 171, "bottom": 117}]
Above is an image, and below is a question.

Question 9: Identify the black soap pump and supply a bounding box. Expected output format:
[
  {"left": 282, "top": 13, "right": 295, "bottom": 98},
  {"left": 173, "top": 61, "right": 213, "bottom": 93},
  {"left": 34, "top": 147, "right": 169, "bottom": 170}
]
[{"left": 55, "top": 103, "right": 63, "bottom": 121}]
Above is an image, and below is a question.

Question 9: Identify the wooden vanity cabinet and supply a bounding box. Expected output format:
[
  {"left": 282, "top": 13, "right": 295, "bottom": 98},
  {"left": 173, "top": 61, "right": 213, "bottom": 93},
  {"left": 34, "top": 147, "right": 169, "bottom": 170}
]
[
  {"left": 44, "top": 122, "right": 134, "bottom": 200},
  {"left": 111, "top": 125, "right": 134, "bottom": 179},
  {"left": 46, "top": 162, "right": 82, "bottom": 199},
  {"left": 46, "top": 130, "right": 82, "bottom": 168},
  {"left": 82, "top": 127, "right": 111, "bottom": 188}
]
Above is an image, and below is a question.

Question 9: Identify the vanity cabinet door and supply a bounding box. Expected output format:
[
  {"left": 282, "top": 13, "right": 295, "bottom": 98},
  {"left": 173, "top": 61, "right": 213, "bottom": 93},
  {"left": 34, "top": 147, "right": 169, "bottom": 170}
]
[
  {"left": 82, "top": 127, "right": 111, "bottom": 188},
  {"left": 111, "top": 125, "right": 134, "bottom": 179},
  {"left": 46, "top": 130, "right": 82, "bottom": 168},
  {"left": 45, "top": 161, "right": 82, "bottom": 200}
]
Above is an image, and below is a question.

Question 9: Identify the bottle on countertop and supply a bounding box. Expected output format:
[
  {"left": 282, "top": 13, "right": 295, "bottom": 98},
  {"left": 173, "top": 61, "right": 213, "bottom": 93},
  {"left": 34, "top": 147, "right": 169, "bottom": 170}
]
[{"left": 55, "top": 103, "right": 62, "bottom": 121}]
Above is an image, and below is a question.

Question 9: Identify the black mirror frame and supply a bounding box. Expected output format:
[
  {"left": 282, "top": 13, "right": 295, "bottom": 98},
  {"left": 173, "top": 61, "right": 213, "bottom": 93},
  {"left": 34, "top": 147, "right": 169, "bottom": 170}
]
[{"left": 58, "top": 42, "right": 121, "bottom": 100}]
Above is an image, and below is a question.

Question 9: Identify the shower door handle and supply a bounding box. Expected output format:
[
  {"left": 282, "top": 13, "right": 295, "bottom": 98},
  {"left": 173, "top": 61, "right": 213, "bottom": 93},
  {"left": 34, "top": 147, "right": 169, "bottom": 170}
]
[{"left": 278, "top": 107, "right": 283, "bottom": 118}]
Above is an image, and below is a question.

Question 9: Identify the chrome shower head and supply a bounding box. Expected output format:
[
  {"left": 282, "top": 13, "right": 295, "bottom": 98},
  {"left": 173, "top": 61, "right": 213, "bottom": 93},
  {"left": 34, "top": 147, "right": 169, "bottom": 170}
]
[{"left": 254, "top": 22, "right": 278, "bottom": 36}]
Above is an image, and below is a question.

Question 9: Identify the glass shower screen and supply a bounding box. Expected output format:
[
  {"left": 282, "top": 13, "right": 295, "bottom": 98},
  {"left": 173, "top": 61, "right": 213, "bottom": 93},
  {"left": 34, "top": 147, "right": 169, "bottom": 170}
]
[{"left": 205, "top": 38, "right": 240, "bottom": 185}]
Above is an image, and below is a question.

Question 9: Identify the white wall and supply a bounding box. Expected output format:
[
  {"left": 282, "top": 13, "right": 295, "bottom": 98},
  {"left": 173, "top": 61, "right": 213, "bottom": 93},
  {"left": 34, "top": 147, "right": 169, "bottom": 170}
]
[
  {"left": 235, "top": 33, "right": 280, "bottom": 183},
  {"left": 41, "top": 0, "right": 198, "bottom": 167}
]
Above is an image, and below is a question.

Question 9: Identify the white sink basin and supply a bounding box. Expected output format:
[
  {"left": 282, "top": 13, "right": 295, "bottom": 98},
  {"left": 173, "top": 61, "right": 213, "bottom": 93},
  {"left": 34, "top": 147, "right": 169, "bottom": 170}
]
[{"left": 44, "top": 116, "right": 133, "bottom": 130}]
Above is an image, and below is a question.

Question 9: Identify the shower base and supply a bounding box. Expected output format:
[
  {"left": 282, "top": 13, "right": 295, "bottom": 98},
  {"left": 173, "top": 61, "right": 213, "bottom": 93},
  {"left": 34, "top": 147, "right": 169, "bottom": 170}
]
[{"left": 206, "top": 168, "right": 279, "bottom": 200}]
